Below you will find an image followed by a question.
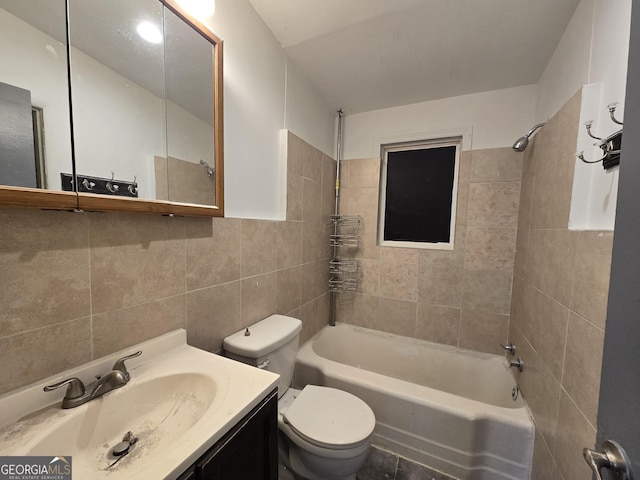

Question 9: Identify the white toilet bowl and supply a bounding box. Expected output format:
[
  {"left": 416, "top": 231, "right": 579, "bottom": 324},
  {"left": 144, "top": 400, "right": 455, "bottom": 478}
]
[
  {"left": 277, "top": 386, "right": 375, "bottom": 480},
  {"left": 222, "top": 316, "right": 376, "bottom": 480}
]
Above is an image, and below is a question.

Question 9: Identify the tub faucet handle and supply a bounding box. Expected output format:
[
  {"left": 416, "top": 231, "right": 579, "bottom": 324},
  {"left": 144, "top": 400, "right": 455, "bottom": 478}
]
[
  {"left": 500, "top": 343, "right": 516, "bottom": 355},
  {"left": 509, "top": 358, "right": 524, "bottom": 372}
]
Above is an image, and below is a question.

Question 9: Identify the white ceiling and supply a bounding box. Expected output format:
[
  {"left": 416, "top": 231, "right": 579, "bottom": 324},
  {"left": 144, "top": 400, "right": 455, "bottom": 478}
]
[{"left": 248, "top": 0, "right": 581, "bottom": 114}]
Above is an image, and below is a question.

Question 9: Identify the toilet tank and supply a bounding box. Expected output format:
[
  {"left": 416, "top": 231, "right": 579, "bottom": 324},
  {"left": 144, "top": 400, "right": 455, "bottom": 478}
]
[{"left": 223, "top": 315, "right": 302, "bottom": 398}]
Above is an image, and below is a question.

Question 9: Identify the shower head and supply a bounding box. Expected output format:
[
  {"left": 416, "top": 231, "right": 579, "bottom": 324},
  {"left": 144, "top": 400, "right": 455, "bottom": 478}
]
[
  {"left": 199, "top": 159, "right": 214, "bottom": 177},
  {"left": 512, "top": 123, "right": 546, "bottom": 152}
]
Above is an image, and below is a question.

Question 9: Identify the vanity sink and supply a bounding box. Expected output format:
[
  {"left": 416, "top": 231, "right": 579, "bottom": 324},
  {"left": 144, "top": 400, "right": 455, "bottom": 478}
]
[
  {"left": 0, "top": 330, "right": 279, "bottom": 479},
  {"left": 27, "top": 374, "right": 215, "bottom": 475}
]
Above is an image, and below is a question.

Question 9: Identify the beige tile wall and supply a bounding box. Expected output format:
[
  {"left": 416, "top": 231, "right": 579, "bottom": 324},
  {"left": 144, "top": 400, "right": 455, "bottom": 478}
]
[
  {"left": 336, "top": 146, "right": 523, "bottom": 355},
  {"left": 509, "top": 89, "right": 613, "bottom": 479},
  {"left": 0, "top": 131, "right": 334, "bottom": 395},
  {"left": 154, "top": 156, "right": 217, "bottom": 206}
]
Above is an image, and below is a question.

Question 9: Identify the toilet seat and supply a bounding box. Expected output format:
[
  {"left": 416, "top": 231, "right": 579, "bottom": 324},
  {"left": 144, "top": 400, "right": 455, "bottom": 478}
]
[{"left": 283, "top": 385, "right": 375, "bottom": 450}]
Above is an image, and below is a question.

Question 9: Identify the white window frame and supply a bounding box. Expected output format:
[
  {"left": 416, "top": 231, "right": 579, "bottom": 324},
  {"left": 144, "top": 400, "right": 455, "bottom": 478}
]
[{"left": 377, "top": 136, "right": 461, "bottom": 251}]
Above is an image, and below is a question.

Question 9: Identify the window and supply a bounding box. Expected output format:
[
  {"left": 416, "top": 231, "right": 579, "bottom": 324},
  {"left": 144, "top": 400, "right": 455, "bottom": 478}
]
[{"left": 378, "top": 137, "right": 460, "bottom": 250}]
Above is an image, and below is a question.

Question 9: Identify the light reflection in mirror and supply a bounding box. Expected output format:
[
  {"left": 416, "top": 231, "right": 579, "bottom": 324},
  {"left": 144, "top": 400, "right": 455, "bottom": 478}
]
[{"left": 68, "top": 0, "right": 166, "bottom": 200}]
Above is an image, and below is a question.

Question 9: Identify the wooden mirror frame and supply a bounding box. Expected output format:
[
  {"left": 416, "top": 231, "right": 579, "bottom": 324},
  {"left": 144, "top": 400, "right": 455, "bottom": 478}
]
[{"left": 0, "top": 0, "right": 224, "bottom": 217}]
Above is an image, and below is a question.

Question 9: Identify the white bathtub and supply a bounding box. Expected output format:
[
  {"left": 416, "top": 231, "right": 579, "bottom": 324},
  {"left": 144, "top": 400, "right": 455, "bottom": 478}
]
[{"left": 293, "top": 323, "right": 533, "bottom": 480}]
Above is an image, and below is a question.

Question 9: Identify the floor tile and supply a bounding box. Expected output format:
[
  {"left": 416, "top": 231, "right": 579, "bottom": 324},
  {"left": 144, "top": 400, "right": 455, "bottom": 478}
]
[
  {"left": 395, "top": 457, "right": 457, "bottom": 480},
  {"left": 357, "top": 446, "right": 398, "bottom": 480}
]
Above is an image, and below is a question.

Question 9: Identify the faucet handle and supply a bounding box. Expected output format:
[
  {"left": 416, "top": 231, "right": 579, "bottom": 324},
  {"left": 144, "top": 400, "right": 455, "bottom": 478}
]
[
  {"left": 44, "top": 377, "right": 86, "bottom": 400},
  {"left": 111, "top": 350, "right": 142, "bottom": 381},
  {"left": 500, "top": 343, "right": 516, "bottom": 355}
]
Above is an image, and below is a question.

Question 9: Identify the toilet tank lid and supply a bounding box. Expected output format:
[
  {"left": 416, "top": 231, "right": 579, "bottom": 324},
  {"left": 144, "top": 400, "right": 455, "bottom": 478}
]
[{"left": 223, "top": 315, "right": 302, "bottom": 358}]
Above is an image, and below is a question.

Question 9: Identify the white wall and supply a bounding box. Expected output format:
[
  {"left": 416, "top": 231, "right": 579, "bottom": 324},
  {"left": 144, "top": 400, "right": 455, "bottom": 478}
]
[
  {"left": 284, "top": 58, "right": 336, "bottom": 157},
  {"left": 342, "top": 85, "right": 538, "bottom": 160},
  {"left": 206, "top": 0, "right": 335, "bottom": 219},
  {"left": 537, "top": 0, "right": 631, "bottom": 230}
]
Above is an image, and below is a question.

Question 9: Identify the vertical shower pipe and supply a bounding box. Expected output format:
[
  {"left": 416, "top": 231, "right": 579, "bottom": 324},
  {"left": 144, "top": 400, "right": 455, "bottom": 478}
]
[{"left": 330, "top": 109, "right": 344, "bottom": 326}]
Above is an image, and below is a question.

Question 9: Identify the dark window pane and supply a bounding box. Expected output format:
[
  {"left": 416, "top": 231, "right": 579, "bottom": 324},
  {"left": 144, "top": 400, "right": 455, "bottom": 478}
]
[{"left": 384, "top": 145, "right": 456, "bottom": 243}]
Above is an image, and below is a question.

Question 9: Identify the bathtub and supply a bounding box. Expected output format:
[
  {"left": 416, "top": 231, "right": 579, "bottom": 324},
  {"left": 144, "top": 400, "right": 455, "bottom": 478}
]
[{"left": 293, "top": 323, "right": 533, "bottom": 480}]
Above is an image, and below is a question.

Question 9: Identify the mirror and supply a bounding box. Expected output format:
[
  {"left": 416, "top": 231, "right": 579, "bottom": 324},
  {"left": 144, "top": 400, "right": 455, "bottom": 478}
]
[
  {"left": 162, "top": 5, "right": 217, "bottom": 205},
  {"left": 0, "top": 0, "right": 77, "bottom": 209},
  {"left": 0, "top": 0, "right": 223, "bottom": 216}
]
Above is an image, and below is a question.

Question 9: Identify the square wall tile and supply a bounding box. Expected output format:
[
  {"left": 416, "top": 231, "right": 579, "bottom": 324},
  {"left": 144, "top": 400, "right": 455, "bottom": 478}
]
[
  {"left": 552, "top": 391, "right": 596, "bottom": 480},
  {"left": 299, "top": 297, "right": 327, "bottom": 344},
  {"left": 92, "top": 295, "right": 186, "bottom": 358},
  {"left": 529, "top": 151, "right": 576, "bottom": 229},
  {"left": 417, "top": 263, "right": 463, "bottom": 308},
  {"left": 321, "top": 154, "right": 337, "bottom": 220},
  {"left": 514, "top": 226, "right": 529, "bottom": 278},
  {"left": 526, "top": 229, "right": 578, "bottom": 307},
  {"left": 277, "top": 221, "right": 303, "bottom": 270},
  {"left": 186, "top": 281, "right": 241, "bottom": 353},
  {"left": 379, "top": 247, "right": 419, "bottom": 264},
  {"left": 287, "top": 131, "right": 304, "bottom": 176},
  {"left": 562, "top": 313, "right": 604, "bottom": 426},
  {"left": 461, "top": 269, "right": 513, "bottom": 315},
  {"left": 516, "top": 147, "right": 535, "bottom": 234},
  {"left": 276, "top": 266, "right": 302, "bottom": 315},
  {"left": 510, "top": 327, "right": 561, "bottom": 449},
  {"left": 526, "top": 287, "right": 569, "bottom": 382},
  {"left": 241, "top": 272, "right": 277, "bottom": 325},
  {"left": 303, "top": 177, "right": 323, "bottom": 223},
  {"left": 378, "top": 298, "right": 417, "bottom": 337},
  {"left": 570, "top": 231, "right": 614, "bottom": 329},
  {"left": 89, "top": 213, "right": 186, "bottom": 314},
  {"left": 467, "top": 182, "right": 521, "bottom": 227},
  {"left": 241, "top": 219, "right": 278, "bottom": 277},
  {"left": 358, "top": 259, "right": 380, "bottom": 296},
  {"left": 416, "top": 304, "right": 460, "bottom": 346},
  {"left": 347, "top": 157, "right": 380, "bottom": 188},
  {"left": 0, "top": 318, "right": 91, "bottom": 395},
  {"left": 186, "top": 216, "right": 241, "bottom": 290},
  {"left": 0, "top": 208, "right": 90, "bottom": 337},
  {"left": 531, "top": 428, "right": 555, "bottom": 480},
  {"left": 300, "top": 261, "right": 327, "bottom": 304},
  {"left": 464, "top": 226, "right": 516, "bottom": 271},
  {"left": 337, "top": 293, "right": 379, "bottom": 330},
  {"left": 378, "top": 262, "right": 418, "bottom": 301},
  {"left": 302, "top": 221, "right": 329, "bottom": 264},
  {"left": 303, "top": 141, "right": 323, "bottom": 182},
  {"left": 459, "top": 310, "right": 509, "bottom": 355},
  {"left": 287, "top": 172, "right": 304, "bottom": 221},
  {"left": 470, "top": 148, "right": 523, "bottom": 183}
]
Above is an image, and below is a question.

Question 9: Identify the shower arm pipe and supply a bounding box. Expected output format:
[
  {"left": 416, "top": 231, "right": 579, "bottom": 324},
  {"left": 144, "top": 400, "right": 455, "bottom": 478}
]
[
  {"left": 525, "top": 122, "right": 546, "bottom": 138},
  {"left": 330, "top": 109, "right": 344, "bottom": 327}
]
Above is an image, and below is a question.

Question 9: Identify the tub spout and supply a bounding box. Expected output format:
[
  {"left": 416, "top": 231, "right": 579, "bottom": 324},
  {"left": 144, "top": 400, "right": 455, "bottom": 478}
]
[{"left": 509, "top": 358, "right": 524, "bottom": 372}]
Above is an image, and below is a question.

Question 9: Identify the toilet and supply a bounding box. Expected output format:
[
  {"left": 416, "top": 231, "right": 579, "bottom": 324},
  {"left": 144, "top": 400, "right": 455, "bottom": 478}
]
[{"left": 223, "top": 315, "right": 375, "bottom": 480}]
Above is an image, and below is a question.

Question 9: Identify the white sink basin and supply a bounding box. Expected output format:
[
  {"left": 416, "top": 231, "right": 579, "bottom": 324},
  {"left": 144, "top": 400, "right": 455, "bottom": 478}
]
[{"left": 0, "top": 330, "right": 279, "bottom": 479}]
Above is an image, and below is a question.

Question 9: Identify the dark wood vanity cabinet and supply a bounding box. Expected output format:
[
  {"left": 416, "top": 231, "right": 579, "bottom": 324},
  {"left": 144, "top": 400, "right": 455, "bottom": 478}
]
[{"left": 177, "top": 388, "right": 278, "bottom": 480}]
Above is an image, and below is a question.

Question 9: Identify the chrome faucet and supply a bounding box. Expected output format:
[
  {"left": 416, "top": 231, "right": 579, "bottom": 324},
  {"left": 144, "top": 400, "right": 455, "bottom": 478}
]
[
  {"left": 509, "top": 357, "right": 524, "bottom": 372},
  {"left": 44, "top": 351, "right": 142, "bottom": 409}
]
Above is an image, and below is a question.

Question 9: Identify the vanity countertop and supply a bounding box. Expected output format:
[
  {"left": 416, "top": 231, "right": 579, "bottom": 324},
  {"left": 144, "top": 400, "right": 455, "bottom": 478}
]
[{"left": 0, "top": 329, "right": 279, "bottom": 479}]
